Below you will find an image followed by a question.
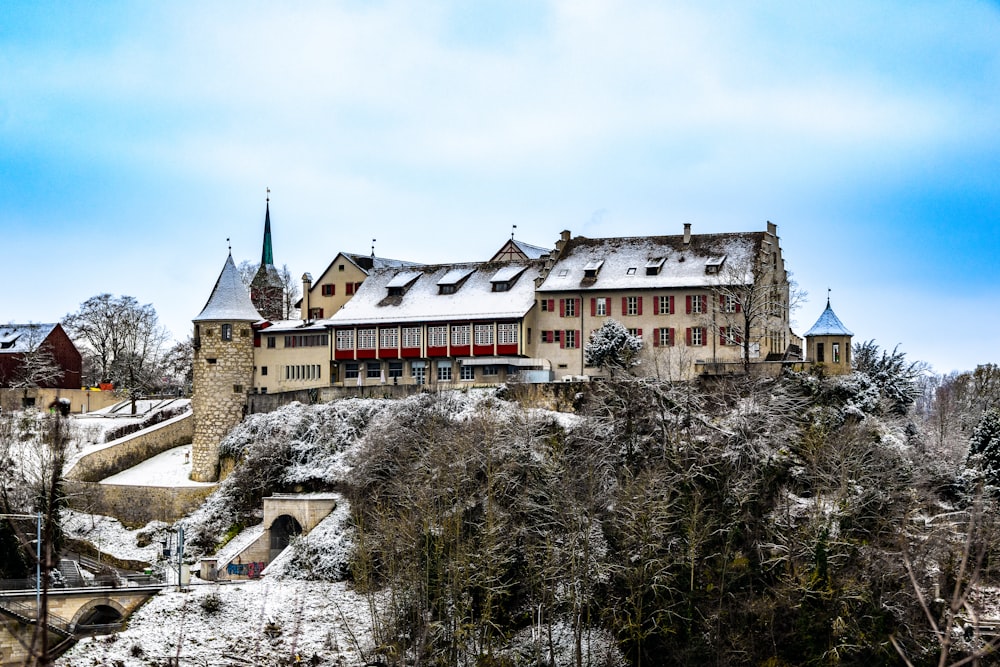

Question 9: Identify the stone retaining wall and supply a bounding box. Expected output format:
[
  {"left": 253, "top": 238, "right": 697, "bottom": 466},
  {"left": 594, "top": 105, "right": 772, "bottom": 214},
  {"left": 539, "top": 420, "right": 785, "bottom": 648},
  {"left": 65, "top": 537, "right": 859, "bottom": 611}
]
[
  {"left": 64, "top": 480, "right": 215, "bottom": 528},
  {"left": 66, "top": 412, "right": 193, "bottom": 482}
]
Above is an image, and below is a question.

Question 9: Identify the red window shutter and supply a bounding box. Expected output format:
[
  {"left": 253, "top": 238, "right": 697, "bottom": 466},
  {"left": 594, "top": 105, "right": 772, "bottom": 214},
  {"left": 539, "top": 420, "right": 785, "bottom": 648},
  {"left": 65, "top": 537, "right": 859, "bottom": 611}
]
[
  {"left": 653, "top": 328, "right": 660, "bottom": 347},
  {"left": 720, "top": 327, "right": 726, "bottom": 345},
  {"left": 548, "top": 299, "right": 555, "bottom": 313},
  {"left": 721, "top": 295, "right": 727, "bottom": 309},
  {"left": 559, "top": 332, "right": 565, "bottom": 349},
  {"left": 669, "top": 328, "right": 675, "bottom": 346},
  {"left": 686, "top": 327, "right": 692, "bottom": 345},
  {"left": 653, "top": 297, "right": 660, "bottom": 315},
  {"left": 669, "top": 296, "right": 675, "bottom": 314},
  {"left": 701, "top": 295, "right": 708, "bottom": 313},
  {"left": 559, "top": 299, "right": 566, "bottom": 317},
  {"left": 735, "top": 301, "right": 742, "bottom": 313},
  {"left": 576, "top": 330, "right": 581, "bottom": 347},
  {"left": 590, "top": 298, "right": 596, "bottom": 316},
  {"left": 622, "top": 297, "right": 628, "bottom": 315},
  {"left": 346, "top": 283, "right": 353, "bottom": 296},
  {"left": 637, "top": 328, "right": 642, "bottom": 338},
  {"left": 686, "top": 295, "right": 692, "bottom": 314},
  {"left": 637, "top": 297, "right": 643, "bottom": 316},
  {"left": 575, "top": 298, "right": 581, "bottom": 315}
]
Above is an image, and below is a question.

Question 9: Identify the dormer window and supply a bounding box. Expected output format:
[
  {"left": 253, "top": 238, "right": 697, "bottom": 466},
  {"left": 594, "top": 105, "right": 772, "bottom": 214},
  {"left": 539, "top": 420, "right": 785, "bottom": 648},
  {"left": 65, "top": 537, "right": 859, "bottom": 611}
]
[
  {"left": 705, "top": 255, "right": 727, "bottom": 274},
  {"left": 626, "top": 267, "right": 636, "bottom": 275},
  {"left": 386, "top": 271, "right": 422, "bottom": 297},
  {"left": 645, "top": 257, "right": 666, "bottom": 275},
  {"left": 583, "top": 259, "right": 604, "bottom": 278},
  {"left": 437, "top": 268, "right": 474, "bottom": 295},
  {"left": 490, "top": 265, "right": 526, "bottom": 292}
]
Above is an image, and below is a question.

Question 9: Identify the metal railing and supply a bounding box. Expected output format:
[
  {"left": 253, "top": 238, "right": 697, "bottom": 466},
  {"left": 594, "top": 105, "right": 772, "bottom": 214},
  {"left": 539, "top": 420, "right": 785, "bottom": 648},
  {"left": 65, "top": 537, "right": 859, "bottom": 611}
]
[{"left": 0, "top": 570, "right": 167, "bottom": 592}]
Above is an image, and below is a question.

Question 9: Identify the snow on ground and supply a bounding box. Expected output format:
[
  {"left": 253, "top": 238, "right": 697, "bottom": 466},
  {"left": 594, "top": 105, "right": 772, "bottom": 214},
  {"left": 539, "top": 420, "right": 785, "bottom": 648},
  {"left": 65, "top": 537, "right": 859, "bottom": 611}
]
[
  {"left": 213, "top": 523, "right": 266, "bottom": 567},
  {"left": 62, "top": 509, "right": 163, "bottom": 565},
  {"left": 100, "top": 444, "right": 214, "bottom": 487},
  {"left": 57, "top": 579, "right": 375, "bottom": 667}
]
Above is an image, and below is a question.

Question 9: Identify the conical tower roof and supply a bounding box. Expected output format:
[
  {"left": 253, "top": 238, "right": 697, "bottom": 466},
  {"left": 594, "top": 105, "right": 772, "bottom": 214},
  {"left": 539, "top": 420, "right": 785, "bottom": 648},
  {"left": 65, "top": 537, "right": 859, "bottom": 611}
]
[
  {"left": 804, "top": 298, "right": 853, "bottom": 337},
  {"left": 261, "top": 199, "right": 274, "bottom": 267},
  {"left": 194, "top": 254, "right": 263, "bottom": 322}
]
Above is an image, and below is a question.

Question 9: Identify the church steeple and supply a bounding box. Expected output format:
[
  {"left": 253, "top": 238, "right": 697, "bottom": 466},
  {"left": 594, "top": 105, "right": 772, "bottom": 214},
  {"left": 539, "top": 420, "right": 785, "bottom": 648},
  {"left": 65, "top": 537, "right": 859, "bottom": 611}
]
[{"left": 261, "top": 190, "right": 274, "bottom": 267}]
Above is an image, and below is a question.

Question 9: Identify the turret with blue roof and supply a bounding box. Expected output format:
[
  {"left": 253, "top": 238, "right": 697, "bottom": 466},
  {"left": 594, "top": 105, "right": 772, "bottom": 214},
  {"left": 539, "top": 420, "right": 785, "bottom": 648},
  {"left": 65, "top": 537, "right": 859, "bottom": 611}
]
[{"left": 804, "top": 294, "right": 853, "bottom": 374}]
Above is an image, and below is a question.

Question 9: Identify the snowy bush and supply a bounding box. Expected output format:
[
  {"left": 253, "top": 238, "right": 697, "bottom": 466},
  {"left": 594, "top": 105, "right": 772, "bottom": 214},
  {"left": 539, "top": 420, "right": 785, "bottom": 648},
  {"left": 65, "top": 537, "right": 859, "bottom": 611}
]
[{"left": 584, "top": 319, "right": 643, "bottom": 372}]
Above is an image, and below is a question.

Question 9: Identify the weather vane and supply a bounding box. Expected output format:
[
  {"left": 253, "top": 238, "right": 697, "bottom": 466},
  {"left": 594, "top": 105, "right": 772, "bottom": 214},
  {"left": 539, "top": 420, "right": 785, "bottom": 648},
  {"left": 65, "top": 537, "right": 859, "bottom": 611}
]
[
  {"left": 511, "top": 224, "right": 517, "bottom": 240},
  {"left": 227, "top": 237, "right": 231, "bottom": 254},
  {"left": 371, "top": 238, "right": 377, "bottom": 257},
  {"left": 266, "top": 187, "right": 270, "bottom": 203}
]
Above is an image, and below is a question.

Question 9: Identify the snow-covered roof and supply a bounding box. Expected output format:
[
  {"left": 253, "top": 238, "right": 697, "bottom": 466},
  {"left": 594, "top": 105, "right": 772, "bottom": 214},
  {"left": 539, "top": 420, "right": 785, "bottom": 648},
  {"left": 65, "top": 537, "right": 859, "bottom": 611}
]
[
  {"left": 387, "top": 271, "right": 423, "bottom": 288},
  {"left": 490, "top": 265, "right": 527, "bottom": 283},
  {"left": 437, "top": 268, "right": 475, "bottom": 286},
  {"left": 342, "top": 252, "right": 423, "bottom": 271},
  {"left": 537, "top": 232, "right": 763, "bottom": 292},
  {"left": 256, "top": 319, "right": 330, "bottom": 333},
  {"left": 804, "top": 301, "right": 853, "bottom": 337},
  {"left": 512, "top": 239, "right": 551, "bottom": 259},
  {"left": 0, "top": 323, "right": 58, "bottom": 353},
  {"left": 325, "top": 261, "right": 542, "bottom": 326},
  {"left": 194, "top": 254, "right": 264, "bottom": 322}
]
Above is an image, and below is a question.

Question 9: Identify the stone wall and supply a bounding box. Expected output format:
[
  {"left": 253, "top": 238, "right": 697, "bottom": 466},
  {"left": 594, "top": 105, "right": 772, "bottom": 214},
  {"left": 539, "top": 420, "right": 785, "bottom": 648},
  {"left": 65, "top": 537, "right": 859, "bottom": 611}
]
[
  {"left": 66, "top": 412, "right": 194, "bottom": 483},
  {"left": 0, "top": 388, "right": 120, "bottom": 414},
  {"left": 64, "top": 480, "right": 216, "bottom": 528}
]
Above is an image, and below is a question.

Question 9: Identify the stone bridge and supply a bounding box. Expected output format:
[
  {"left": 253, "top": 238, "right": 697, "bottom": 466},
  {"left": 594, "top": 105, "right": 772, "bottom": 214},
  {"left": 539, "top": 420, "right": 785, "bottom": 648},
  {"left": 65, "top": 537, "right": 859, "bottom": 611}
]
[{"left": 0, "top": 585, "right": 161, "bottom": 666}]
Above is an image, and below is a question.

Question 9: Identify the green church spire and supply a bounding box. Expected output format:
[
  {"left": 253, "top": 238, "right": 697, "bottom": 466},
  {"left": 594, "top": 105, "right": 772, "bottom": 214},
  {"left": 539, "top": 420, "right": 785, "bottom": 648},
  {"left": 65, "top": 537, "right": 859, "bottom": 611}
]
[{"left": 261, "top": 190, "right": 274, "bottom": 267}]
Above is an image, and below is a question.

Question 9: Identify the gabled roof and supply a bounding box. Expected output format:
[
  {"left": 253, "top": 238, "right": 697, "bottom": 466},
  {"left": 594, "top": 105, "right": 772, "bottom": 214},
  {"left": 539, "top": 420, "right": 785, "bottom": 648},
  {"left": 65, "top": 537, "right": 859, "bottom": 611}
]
[
  {"left": 804, "top": 300, "right": 853, "bottom": 337},
  {"left": 0, "top": 323, "right": 58, "bottom": 354},
  {"left": 194, "top": 254, "right": 264, "bottom": 322},
  {"left": 489, "top": 238, "right": 552, "bottom": 262},
  {"left": 326, "top": 261, "right": 542, "bottom": 326},
  {"left": 307, "top": 251, "right": 423, "bottom": 295},
  {"left": 537, "top": 232, "right": 763, "bottom": 292}
]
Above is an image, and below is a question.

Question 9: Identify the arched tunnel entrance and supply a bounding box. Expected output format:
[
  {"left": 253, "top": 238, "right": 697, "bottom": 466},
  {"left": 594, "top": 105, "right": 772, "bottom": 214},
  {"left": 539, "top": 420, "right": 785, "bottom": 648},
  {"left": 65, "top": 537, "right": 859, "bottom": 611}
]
[
  {"left": 269, "top": 514, "right": 302, "bottom": 560},
  {"left": 75, "top": 604, "right": 124, "bottom": 632}
]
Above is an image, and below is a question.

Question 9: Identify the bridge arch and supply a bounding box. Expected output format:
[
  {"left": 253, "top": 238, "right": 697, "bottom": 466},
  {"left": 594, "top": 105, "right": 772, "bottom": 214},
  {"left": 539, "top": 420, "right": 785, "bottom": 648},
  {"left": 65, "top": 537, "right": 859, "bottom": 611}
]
[{"left": 70, "top": 597, "right": 126, "bottom": 631}]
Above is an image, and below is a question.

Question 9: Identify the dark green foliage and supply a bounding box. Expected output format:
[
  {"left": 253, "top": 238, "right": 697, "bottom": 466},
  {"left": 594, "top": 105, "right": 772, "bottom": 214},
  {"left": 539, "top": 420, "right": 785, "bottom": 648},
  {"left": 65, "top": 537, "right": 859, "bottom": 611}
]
[{"left": 968, "top": 408, "right": 1000, "bottom": 487}]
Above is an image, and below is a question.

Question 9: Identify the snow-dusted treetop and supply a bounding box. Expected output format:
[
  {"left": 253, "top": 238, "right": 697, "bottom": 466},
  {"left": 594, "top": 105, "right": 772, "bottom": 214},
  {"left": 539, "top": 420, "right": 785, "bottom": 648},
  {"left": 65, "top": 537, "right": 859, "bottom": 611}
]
[
  {"left": 194, "top": 254, "right": 264, "bottom": 322},
  {"left": 0, "top": 323, "right": 59, "bottom": 353},
  {"left": 804, "top": 300, "right": 853, "bottom": 337}
]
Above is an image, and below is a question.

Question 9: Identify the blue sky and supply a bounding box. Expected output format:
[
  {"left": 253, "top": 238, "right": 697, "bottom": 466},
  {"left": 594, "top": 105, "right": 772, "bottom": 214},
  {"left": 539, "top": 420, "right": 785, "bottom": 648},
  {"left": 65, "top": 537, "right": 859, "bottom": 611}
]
[{"left": 2, "top": 1, "right": 998, "bottom": 374}]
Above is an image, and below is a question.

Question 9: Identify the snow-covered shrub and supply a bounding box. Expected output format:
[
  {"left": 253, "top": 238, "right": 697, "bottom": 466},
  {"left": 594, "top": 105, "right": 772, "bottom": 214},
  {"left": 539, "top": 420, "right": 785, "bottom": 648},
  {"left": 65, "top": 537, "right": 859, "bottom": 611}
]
[
  {"left": 584, "top": 319, "right": 643, "bottom": 372},
  {"left": 967, "top": 408, "right": 1000, "bottom": 492},
  {"left": 270, "top": 497, "right": 354, "bottom": 581}
]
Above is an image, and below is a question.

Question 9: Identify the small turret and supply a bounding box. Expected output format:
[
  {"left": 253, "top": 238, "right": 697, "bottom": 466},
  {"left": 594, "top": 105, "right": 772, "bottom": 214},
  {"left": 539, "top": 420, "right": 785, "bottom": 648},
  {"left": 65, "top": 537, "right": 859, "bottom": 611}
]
[{"left": 804, "top": 296, "right": 853, "bottom": 375}]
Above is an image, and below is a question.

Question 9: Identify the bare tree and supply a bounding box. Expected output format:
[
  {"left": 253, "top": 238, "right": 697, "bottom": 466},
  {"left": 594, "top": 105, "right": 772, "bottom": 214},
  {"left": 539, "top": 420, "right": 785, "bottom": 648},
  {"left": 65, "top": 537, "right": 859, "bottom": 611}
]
[
  {"left": 238, "top": 260, "right": 301, "bottom": 320},
  {"left": 63, "top": 294, "right": 169, "bottom": 406}
]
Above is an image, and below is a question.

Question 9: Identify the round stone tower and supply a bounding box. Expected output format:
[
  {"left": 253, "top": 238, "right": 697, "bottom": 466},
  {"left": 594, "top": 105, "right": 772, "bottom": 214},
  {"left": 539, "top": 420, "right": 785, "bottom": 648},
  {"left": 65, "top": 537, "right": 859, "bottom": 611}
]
[{"left": 191, "top": 254, "right": 262, "bottom": 482}]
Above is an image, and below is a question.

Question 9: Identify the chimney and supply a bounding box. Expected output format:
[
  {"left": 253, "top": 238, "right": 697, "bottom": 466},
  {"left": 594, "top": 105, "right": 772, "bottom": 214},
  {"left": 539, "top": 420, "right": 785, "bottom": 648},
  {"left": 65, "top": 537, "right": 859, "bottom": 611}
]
[
  {"left": 560, "top": 229, "right": 571, "bottom": 242},
  {"left": 301, "top": 272, "right": 313, "bottom": 322},
  {"left": 683, "top": 223, "right": 691, "bottom": 244},
  {"left": 767, "top": 220, "right": 777, "bottom": 237}
]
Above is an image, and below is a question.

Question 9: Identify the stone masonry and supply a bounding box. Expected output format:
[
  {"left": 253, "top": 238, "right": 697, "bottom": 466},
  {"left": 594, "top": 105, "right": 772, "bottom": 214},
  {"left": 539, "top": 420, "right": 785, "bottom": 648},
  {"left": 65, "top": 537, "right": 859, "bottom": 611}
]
[{"left": 191, "top": 321, "right": 254, "bottom": 481}]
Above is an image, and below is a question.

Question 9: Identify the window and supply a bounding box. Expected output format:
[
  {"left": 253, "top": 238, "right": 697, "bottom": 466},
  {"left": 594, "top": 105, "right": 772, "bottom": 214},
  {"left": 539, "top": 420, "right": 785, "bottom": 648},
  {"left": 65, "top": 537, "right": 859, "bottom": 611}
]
[
  {"left": 309, "top": 308, "right": 324, "bottom": 319},
  {"left": 817, "top": 342, "right": 825, "bottom": 363},
  {"left": 321, "top": 284, "right": 335, "bottom": 296},
  {"left": 592, "top": 298, "right": 608, "bottom": 317},
  {"left": 437, "top": 363, "right": 452, "bottom": 381},
  {"left": 460, "top": 365, "right": 474, "bottom": 381},
  {"left": 221, "top": 324, "right": 233, "bottom": 341},
  {"left": 267, "top": 336, "right": 276, "bottom": 348},
  {"left": 687, "top": 295, "right": 706, "bottom": 314},
  {"left": 482, "top": 365, "right": 498, "bottom": 376},
  {"left": 451, "top": 324, "right": 470, "bottom": 346},
  {"left": 688, "top": 327, "right": 704, "bottom": 346},
  {"left": 428, "top": 325, "right": 448, "bottom": 347},
  {"left": 336, "top": 329, "right": 354, "bottom": 350},
  {"left": 562, "top": 298, "right": 577, "bottom": 317},
  {"left": 261, "top": 366, "right": 268, "bottom": 376},
  {"left": 344, "top": 363, "right": 360, "bottom": 379},
  {"left": 233, "top": 384, "right": 243, "bottom": 393},
  {"left": 206, "top": 358, "right": 217, "bottom": 364},
  {"left": 402, "top": 326, "right": 422, "bottom": 348},
  {"left": 656, "top": 295, "right": 674, "bottom": 315},
  {"left": 564, "top": 330, "right": 578, "bottom": 348},
  {"left": 540, "top": 298, "right": 554, "bottom": 312},
  {"left": 346, "top": 283, "right": 354, "bottom": 296},
  {"left": 720, "top": 327, "right": 741, "bottom": 345},
  {"left": 338, "top": 264, "right": 345, "bottom": 272},
  {"left": 722, "top": 295, "right": 739, "bottom": 313},
  {"left": 625, "top": 296, "right": 640, "bottom": 316},
  {"left": 439, "top": 284, "right": 457, "bottom": 295},
  {"left": 492, "top": 282, "right": 509, "bottom": 292},
  {"left": 358, "top": 328, "right": 376, "bottom": 349},
  {"left": 833, "top": 342, "right": 841, "bottom": 364},
  {"left": 498, "top": 323, "right": 518, "bottom": 345},
  {"left": 541, "top": 330, "right": 554, "bottom": 344},
  {"left": 474, "top": 324, "right": 494, "bottom": 345},
  {"left": 367, "top": 363, "right": 382, "bottom": 379},
  {"left": 656, "top": 328, "right": 674, "bottom": 347},
  {"left": 626, "top": 267, "right": 636, "bottom": 275},
  {"left": 388, "top": 361, "right": 403, "bottom": 378},
  {"left": 380, "top": 327, "right": 398, "bottom": 349}
]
